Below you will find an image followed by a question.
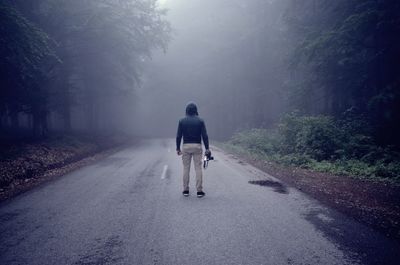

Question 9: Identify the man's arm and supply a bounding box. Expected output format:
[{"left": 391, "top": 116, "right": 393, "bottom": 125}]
[
  {"left": 201, "top": 120, "right": 209, "bottom": 150},
  {"left": 176, "top": 120, "right": 183, "bottom": 154}
]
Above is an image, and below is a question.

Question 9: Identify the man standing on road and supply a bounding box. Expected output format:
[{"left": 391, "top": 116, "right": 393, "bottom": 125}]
[{"left": 176, "top": 102, "right": 210, "bottom": 198}]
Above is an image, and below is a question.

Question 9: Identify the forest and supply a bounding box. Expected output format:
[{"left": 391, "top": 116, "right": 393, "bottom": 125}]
[
  {"left": 0, "top": 0, "right": 170, "bottom": 137},
  {"left": 2, "top": 2, "right": 400, "bottom": 261},
  {"left": 1, "top": 0, "right": 400, "bottom": 181},
  {"left": 220, "top": 0, "right": 400, "bottom": 180}
]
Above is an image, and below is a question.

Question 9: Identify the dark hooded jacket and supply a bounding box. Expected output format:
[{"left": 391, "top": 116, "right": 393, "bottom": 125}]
[{"left": 176, "top": 103, "right": 209, "bottom": 150}]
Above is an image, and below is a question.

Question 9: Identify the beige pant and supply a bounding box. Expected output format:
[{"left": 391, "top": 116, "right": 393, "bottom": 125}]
[{"left": 182, "top": 143, "right": 203, "bottom": 192}]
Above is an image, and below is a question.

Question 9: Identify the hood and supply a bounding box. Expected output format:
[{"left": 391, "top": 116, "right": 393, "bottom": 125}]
[{"left": 185, "top": 102, "right": 198, "bottom": 116}]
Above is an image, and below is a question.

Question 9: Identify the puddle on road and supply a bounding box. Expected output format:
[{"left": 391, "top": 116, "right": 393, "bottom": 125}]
[{"left": 248, "top": 179, "right": 288, "bottom": 194}]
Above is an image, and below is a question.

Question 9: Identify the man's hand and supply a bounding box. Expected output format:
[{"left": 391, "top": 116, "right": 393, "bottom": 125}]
[
  {"left": 205, "top": 149, "right": 211, "bottom": 157},
  {"left": 177, "top": 150, "right": 182, "bottom": 156}
]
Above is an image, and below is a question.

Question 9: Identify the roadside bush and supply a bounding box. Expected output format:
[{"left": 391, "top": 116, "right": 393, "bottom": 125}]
[
  {"left": 273, "top": 153, "right": 313, "bottom": 167},
  {"left": 277, "top": 112, "right": 385, "bottom": 162},
  {"left": 230, "top": 129, "right": 278, "bottom": 155},
  {"left": 279, "top": 114, "right": 341, "bottom": 160},
  {"left": 374, "top": 161, "right": 400, "bottom": 180},
  {"left": 277, "top": 112, "right": 302, "bottom": 154},
  {"left": 226, "top": 112, "right": 400, "bottom": 181}
]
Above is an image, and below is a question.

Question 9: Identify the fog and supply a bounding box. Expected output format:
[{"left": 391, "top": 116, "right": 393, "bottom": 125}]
[
  {"left": 134, "top": 0, "right": 288, "bottom": 140},
  {"left": 2, "top": 2, "right": 400, "bottom": 257},
  {"left": 2, "top": 0, "right": 400, "bottom": 147}
]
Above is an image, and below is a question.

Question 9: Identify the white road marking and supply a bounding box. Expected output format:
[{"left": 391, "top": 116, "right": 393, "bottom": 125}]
[{"left": 161, "top": 165, "right": 168, "bottom": 179}]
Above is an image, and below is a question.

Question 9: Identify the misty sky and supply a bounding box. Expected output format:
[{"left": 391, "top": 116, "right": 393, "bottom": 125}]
[{"left": 135, "top": 0, "right": 285, "bottom": 139}]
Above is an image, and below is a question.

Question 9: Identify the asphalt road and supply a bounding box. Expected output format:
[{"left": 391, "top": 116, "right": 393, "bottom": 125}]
[{"left": 0, "top": 139, "right": 399, "bottom": 265}]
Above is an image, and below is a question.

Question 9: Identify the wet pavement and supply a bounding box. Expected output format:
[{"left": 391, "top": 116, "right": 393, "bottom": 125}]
[{"left": 0, "top": 139, "right": 399, "bottom": 265}]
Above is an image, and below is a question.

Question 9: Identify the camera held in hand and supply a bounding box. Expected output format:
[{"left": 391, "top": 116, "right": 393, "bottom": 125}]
[{"left": 203, "top": 150, "right": 214, "bottom": 169}]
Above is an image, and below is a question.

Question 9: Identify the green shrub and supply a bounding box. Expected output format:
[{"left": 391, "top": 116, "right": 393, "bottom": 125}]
[
  {"left": 225, "top": 112, "right": 400, "bottom": 182},
  {"left": 278, "top": 113, "right": 343, "bottom": 160},
  {"left": 275, "top": 154, "right": 313, "bottom": 167},
  {"left": 374, "top": 161, "right": 400, "bottom": 180},
  {"left": 277, "top": 112, "right": 303, "bottom": 154},
  {"left": 230, "top": 128, "right": 278, "bottom": 155}
]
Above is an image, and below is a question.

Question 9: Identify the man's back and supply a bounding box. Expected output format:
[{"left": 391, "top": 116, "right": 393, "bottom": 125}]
[
  {"left": 177, "top": 116, "right": 208, "bottom": 146},
  {"left": 176, "top": 102, "right": 209, "bottom": 150}
]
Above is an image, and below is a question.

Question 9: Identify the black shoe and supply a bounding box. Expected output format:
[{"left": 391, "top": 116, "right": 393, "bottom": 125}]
[
  {"left": 183, "top": 190, "right": 189, "bottom": 197},
  {"left": 197, "top": 191, "right": 205, "bottom": 198}
]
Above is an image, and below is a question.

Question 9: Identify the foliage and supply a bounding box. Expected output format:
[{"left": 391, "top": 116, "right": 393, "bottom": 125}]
[
  {"left": 284, "top": 0, "right": 400, "bottom": 147},
  {"left": 230, "top": 129, "right": 278, "bottom": 155},
  {"left": 0, "top": 3, "right": 56, "bottom": 134},
  {"left": 226, "top": 113, "right": 400, "bottom": 181},
  {"left": 0, "top": 0, "right": 171, "bottom": 136},
  {"left": 279, "top": 113, "right": 342, "bottom": 160},
  {"left": 0, "top": 4, "right": 54, "bottom": 83}
]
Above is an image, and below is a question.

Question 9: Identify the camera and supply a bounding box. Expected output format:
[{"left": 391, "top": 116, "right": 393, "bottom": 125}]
[{"left": 203, "top": 151, "right": 214, "bottom": 169}]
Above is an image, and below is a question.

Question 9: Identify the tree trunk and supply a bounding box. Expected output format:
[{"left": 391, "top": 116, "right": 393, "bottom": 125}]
[
  {"left": 60, "top": 69, "right": 72, "bottom": 132},
  {"left": 61, "top": 85, "right": 72, "bottom": 133},
  {"left": 86, "top": 94, "right": 98, "bottom": 133},
  {"left": 40, "top": 110, "right": 48, "bottom": 137},
  {"left": 10, "top": 111, "right": 19, "bottom": 131},
  {"left": 32, "top": 107, "right": 48, "bottom": 138},
  {"left": 32, "top": 111, "right": 39, "bottom": 138},
  {"left": 0, "top": 108, "right": 4, "bottom": 132}
]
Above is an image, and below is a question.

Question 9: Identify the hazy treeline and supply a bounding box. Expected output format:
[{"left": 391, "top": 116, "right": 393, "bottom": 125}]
[
  {"left": 285, "top": 0, "right": 400, "bottom": 147},
  {"left": 137, "top": 0, "right": 290, "bottom": 139},
  {"left": 0, "top": 0, "right": 170, "bottom": 138},
  {"left": 140, "top": 0, "right": 399, "bottom": 150},
  {"left": 1, "top": 0, "right": 399, "bottom": 150}
]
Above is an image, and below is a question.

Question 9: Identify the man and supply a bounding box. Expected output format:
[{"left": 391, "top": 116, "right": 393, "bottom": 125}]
[{"left": 176, "top": 102, "right": 210, "bottom": 198}]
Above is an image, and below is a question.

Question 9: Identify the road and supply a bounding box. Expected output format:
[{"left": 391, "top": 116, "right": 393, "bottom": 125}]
[{"left": 0, "top": 139, "right": 399, "bottom": 265}]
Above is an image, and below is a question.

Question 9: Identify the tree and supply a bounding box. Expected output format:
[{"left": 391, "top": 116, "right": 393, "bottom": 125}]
[
  {"left": 2, "top": 0, "right": 171, "bottom": 135},
  {"left": 40, "top": 0, "right": 171, "bottom": 132},
  {"left": 284, "top": 0, "right": 400, "bottom": 146},
  {"left": 0, "top": 3, "right": 56, "bottom": 136}
]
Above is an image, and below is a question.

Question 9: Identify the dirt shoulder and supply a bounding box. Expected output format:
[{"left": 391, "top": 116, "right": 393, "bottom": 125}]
[
  {"left": 0, "top": 134, "right": 131, "bottom": 202},
  {"left": 218, "top": 145, "right": 400, "bottom": 242}
]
